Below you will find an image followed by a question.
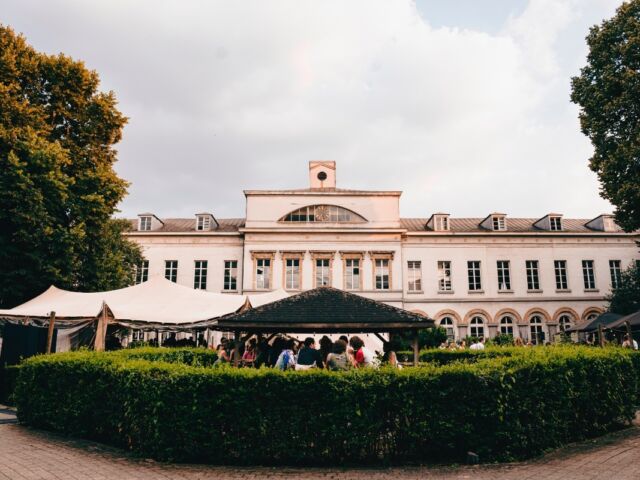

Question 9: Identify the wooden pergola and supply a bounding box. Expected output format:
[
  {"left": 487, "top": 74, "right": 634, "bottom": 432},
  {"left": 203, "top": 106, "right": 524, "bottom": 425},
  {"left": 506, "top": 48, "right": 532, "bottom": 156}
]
[{"left": 216, "top": 287, "right": 435, "bottom": 366}]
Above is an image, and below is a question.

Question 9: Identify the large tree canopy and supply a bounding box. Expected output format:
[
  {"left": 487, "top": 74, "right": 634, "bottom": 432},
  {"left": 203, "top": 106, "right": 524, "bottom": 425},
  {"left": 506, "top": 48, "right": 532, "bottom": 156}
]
[
  {"left": 608, "top": 262, "right": 640, "bottom": 315},
  {"left": 571, "top": 1, "right": 640, "bottom": 233},
  {"left": 0, "top": 25, "right": 142, "bottom": 308}
]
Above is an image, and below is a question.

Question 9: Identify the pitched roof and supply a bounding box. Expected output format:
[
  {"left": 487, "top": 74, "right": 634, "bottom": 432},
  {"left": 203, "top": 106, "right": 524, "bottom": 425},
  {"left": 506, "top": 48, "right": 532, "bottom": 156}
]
[
  {"left": 124, "top": 217, "right": 628, "bottom": 234},
  {"left": 216, "top": 287, "right": 434, "bottom": 332}
]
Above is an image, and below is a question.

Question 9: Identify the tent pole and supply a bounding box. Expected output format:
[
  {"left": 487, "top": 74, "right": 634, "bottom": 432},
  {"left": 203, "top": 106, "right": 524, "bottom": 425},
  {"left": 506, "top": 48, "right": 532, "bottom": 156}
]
[
  {"left": 412, "top": 331, "right": 419, "bottom": 366},
  {"left": 233, "top": 330, "right": 241, "bottom": 367},
  {"left": 94, "top": 304, "right": 108, "bottom": 352},
  {"left": 46, "top": 311, "right": 56, "bottom": 354}
]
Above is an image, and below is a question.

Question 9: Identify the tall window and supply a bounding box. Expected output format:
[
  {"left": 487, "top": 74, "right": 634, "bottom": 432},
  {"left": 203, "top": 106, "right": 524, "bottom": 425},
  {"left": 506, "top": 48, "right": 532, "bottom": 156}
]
[
  {"left": 344, "top": 258, "right": 360, "bottom": 290},
  {"left": 549, "top": 216, "right": 562, "bottom": 231},
  {"left": 439, "top": 317, "right": 455, "bottom": 341},
  {"left": 469, "top": 316, "right": 485, "bottom": 338},
  {"left": 438, "top": 261, "right": 452, "bottom": 291},
  {"left": 558, "top": 314, "right": 572, "bottom": 332},
  {"left": 164, "top": 260, "right": 178, "bottom": 282},
  {"left": 467, "top": 261, "right": 482, "bottom": 291},
  {"left": 499, "top": 316, "right": 514, "bottom": 336},
  {"left": 224, "top": 260, "right": 238, "bottom": 291},
  {"left": 609, "top": 260, "right": 622, "bottom": 288},
  {"left": 526, "top": 260, "right": 540, "bottom": 290},
  {"left": 582, "top": 260, "right": 596, "bottom": 290},
  {"left": 407, "top": 261, "right": 422, "bottom": 292},
  {"left": 554, "top": 260, "right": 568, "bottom": 290},
  {"left": 139, "top": 216, "right": 152, "bottom": 231},
  {"left": 285, "top": 258, "right": 300, "bottom": 290},
  {"left": 194, "top": 260, "right": 207, "bottom": 290},
  {"left": 315, "top": 259, "right": 331, "bottom": 287},
  {"left": 135, "top": 260, "right": 149, "bottom": 284},
  {"left": 256, "top": 258, "right": 271, "bottom": 290},
  {"left": 496, "top": 261, "right": 511, "bottom": 291},
  {"left": 529, "top": 315, "right": 544, "bottom": 344},
  {"left": 374, "top": 259, "right": 390, "bottom": 290}
]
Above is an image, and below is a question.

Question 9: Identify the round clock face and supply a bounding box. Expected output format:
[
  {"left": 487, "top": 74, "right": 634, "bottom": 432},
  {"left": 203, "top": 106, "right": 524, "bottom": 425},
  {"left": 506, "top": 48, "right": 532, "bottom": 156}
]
[{"left": 317, "top": 171, "right": 328, "bottom": 181}]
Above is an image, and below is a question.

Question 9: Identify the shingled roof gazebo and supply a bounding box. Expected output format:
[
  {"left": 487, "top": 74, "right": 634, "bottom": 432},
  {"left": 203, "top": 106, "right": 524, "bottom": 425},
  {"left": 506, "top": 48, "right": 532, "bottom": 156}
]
[{"left": 216, "top": 287, "right": 434, "bottom": 365}]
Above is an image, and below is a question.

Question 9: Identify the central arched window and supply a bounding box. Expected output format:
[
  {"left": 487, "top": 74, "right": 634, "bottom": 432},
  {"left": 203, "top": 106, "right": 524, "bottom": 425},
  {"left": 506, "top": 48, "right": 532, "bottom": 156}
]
[
  {"left": 280, "top": 205, "right": 366, "bottom": 223},
  {"left": 439, "top": 316, "right": 456, "bottom": 341},
  {"left": 469, "top": 316, "right": 485, "bottom": 339},
  {"left": 499, "top": 316, "right": 514, "bottom": 336},
  {"left": 558, "top": 314, "right": 573, "bottom": 333},
  {"left": 530, "top": 315, "right": 544, "bottom": 344}
]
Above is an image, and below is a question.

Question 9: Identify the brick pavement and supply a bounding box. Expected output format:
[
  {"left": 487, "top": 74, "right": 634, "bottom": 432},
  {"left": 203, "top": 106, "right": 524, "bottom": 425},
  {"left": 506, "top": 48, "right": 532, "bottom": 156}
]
[{"left": 0, "top": 406, "right": 638, "bottom": 480}]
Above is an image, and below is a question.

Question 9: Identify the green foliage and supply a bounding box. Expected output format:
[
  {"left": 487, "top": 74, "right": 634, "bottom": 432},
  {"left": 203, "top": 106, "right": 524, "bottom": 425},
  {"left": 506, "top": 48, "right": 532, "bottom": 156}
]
[
  {"left": 607, "top": 262, "right": 640, "bottom": 315},
  {"left": 0, "top": 365, "right": 19, "bottom": 405},
  {"left": 488, "top": 334, "right": 515, "bottom": 347},
  {"left": 0, "top": 25, "right": 142, "bottom": 308},
  {"left": 570, "top": 1, "right": 640, "bottom": 232},
  {"left": 390, "top": 327, "right": 448, "bottom": 351},
  {"left": 13, "top": 346, "right": 640, "bottom": 465}
]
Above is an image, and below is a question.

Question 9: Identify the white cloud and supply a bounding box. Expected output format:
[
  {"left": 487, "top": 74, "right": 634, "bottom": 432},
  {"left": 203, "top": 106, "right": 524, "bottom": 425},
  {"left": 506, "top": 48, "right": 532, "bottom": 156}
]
[{"left": 1, "top": 0, "right": 624, "bottom": 218}]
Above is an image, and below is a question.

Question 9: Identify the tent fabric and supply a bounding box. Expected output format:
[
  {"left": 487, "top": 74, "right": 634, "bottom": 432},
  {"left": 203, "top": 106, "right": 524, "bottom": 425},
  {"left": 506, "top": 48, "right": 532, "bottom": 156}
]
[
  {"left": 0, "top": 277, "right": 290, "bottom": 327},
  {"left": 565, "top": 312, "right": 622, "bottom": 333},
  {"left": 607, "top": 310, "right": 640, "bottom": 329}
]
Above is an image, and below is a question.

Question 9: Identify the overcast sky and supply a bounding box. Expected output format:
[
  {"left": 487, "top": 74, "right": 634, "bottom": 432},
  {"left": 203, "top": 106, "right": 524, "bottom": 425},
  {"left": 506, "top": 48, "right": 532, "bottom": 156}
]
[{"left": 2, "top": 0, "right": 625, "bottom": 219}]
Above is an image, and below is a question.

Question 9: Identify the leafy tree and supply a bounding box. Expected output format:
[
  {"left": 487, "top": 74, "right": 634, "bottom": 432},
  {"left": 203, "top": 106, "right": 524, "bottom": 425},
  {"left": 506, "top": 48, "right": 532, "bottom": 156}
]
[
  {"left": 570, "top": 1, "right": 640, "bottom": 232},
  {"left": 0, "top": 25, "right": 142, "bottom": 308},
  {"left": 607, "top": 262, "right": 640, "bottom": 315}
]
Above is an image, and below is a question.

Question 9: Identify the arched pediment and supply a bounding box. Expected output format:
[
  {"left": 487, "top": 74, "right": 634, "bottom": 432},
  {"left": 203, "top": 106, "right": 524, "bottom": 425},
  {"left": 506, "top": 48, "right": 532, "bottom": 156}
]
[{"left": 280, "top": 205, "right": 367, "bottom": 223}]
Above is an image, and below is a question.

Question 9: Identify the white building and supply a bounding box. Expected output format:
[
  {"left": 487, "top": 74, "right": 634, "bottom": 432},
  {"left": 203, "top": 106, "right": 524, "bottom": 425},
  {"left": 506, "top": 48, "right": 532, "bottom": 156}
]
[{"left": 127, "top": 161, "right": 639, "bottom": 343}]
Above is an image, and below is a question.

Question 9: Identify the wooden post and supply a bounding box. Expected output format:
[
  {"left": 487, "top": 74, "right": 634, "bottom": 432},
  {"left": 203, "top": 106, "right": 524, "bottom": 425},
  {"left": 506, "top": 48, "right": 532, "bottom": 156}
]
[
  {"left": 598, "top": 323, "right": 605, "bottom": 347},
  {"left": 233, "top": 330, "right": 241, "bottom": 367},
  {"left": 625, "top": 321, "right": 633, "bottom": 344},
  {"left": 46, "top": 311, "right": 56, "bottom": 354},
  {"left": 94, "top": 304, "right": 108, "bottom": 351},
  {"left": 412, "top": 331, "right": 419, "bottom": 366}
]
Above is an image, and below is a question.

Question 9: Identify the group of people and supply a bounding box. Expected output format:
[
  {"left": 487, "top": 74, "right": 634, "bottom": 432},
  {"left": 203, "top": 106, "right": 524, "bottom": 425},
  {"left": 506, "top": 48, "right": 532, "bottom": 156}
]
[{"left": 213, "top": 335, "right": 401, "bottom": 370}]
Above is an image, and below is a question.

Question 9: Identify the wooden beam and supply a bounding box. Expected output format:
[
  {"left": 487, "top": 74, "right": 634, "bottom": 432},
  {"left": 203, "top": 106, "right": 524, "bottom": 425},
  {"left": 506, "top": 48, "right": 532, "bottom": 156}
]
[
  {"left": 46, "top": 311, "right": 56, "bottom": 354},
  {"left": 412, "top": 331, "right": 419, "bottom": 366},
  {"left": 625, "top": 321, "right": 633, "bottom": 344},
  {"left": 373, "top": 332, "right": 388, "bottom": 344},
  {"left": 598, "top": 323, "right": 605, "bottom": 347},
  {"left": 233, "top": 330, "right": 241, "bottom": 367}
]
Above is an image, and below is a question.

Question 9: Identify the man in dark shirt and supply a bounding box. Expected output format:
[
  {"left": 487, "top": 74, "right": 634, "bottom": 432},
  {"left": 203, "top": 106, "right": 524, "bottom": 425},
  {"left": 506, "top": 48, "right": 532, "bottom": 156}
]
[{"left": 296, "top": 337, "right": 324, "bottom": 368}]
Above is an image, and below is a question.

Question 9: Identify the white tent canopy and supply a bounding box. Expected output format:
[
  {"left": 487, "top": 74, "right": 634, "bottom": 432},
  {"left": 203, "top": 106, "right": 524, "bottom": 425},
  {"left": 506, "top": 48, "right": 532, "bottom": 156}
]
[{"left": 0, "top": 276, "right": 289, "bottom": 326}]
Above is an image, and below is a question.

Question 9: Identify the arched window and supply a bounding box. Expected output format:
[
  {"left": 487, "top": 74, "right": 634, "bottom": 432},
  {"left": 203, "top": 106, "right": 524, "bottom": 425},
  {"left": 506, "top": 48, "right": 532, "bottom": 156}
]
[
  {"left": 439, "top": 316, "right": 456, "bottom": 341},
  {"left": 469, "top": 316, "right": 485, "bottom": 339},
  {"left": 530, "top": 315, "right": 544, "bottom": 344},
  {"left": 280, "top": 205, "right": 366, "bottom": 223},
  {"left": 499, "top": 316, "right": 514, "bottom": 336},
  {"left": 586, "top": 312, "right": 598, "bottom": 322},
  {"left": 559, "top": 314, "right": 573, "bottom": 333}
]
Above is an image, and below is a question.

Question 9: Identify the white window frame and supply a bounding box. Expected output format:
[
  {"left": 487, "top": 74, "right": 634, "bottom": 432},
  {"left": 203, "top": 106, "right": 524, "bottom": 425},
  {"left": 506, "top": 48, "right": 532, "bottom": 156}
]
[
  {"left": 526, "top": 260, "right": 540, "bottom": 290},
  {"left": 344, "top": 258, "right": 361, "bottom": 290},
  {"left": 549, "top": 216, "right": 563, "bottom": 231},
  {"left": 315, "top": 258, "right": 331, "bottom": 288},
  {"left": 164, "top": 260, "right": 178, "bottom": 283},
  {"left": 497, "top": 260, "right": 511, "bottom": 291},
  {"left": 135, "top": 260, "right": 149, "bottom": 284},
  {"left": 223, "top": 260, "right": 238, "bottom": 291},
  {"left": 196, "top": 215, "right": 211, "bottom": 231},
  {"left": 407, "top": 260, "right": 422, "bottom": 292},
  {"left": 529, "top": 315, "right": 544, "bottom": 344},
  {"left": 581, "top": 260, "right": 596, "bottom": 290},
  {"left": 139, "top": 216, "right": 152, "bottom": 231},
  {"left": 492, "top": 215, "right": 506, "bottom": 231},
  {"left": 437, "top": 261, "right": 452, "bottom": 292},
  {"left": 558, "top": 314, "right": 572, "bottom": 332},
  {"left": 435, "top": 215, "right": 449, "bottom": 231},
  {"left": 467, "top": 261, "right": 482, "bottom": 291},
  {"left": 609, "top": 260, "right": 622, "bottom": 289},
  {"left": 255, "top": 258, "right": 272, "bottom": 290},
  {"left": 499, "top": 316, "right": 514, "bottom": 336},
  {"left": 469, "top": 316, "right": 485, "bottom": 338},
  {"left": 439, "top": 316, "right": 456, "bottom": 341},
  {"left": 374, "top": 258, "right": 390, "bottom": 290},
  {"left": 194, "top": 260, "right": 208, "bottom": 290},
  {"left": 284, "top": 258, "right": 301, "bottom": 290},
  {"left": 554, "top": 260, "right": 568, "bottom": 290}
]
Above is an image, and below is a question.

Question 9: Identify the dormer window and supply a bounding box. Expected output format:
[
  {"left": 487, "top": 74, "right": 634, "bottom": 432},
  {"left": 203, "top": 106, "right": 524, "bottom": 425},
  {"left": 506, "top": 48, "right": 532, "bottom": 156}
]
[
  {"left": 550, "top": 216, "right": 562, "bottom": 231},
  {"left": 195, "top": 213, "right": 218, "bottom": 231},
  {"left": 139, "top": 216, "right": 152, "bottom": 231},
  {"left": 435, "top": 215, "right": 449, "bottom": 231},
  {"left": 197, "top": 215, "right": 211, "bottom": 231},
  {"left": 492, "top": 215, "right": 506, "bottom": 231}
]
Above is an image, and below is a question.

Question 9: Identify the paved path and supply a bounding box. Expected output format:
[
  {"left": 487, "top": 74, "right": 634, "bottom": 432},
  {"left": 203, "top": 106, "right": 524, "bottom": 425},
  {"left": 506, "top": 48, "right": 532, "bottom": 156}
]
[{"left": 0, "top": 406, "right": 638, "bottom": 480}]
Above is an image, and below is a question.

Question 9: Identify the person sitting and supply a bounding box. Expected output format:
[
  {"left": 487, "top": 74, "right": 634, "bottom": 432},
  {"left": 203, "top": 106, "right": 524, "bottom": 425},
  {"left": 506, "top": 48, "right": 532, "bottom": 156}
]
[
  {"left": 319, "top": 335, "right": 333, "bottom": 363},
  {"left": 349, "top": 336, "right": 378, "bottom": 368},
  {"left": 215, "top": 339, "right": 231, "bottom": 365},
  {"left": 386, "top": 350, "right": 402, "bottom": 369},
  {"left": 326, "top": 339, "right": 351, "bottom": 371},
  {"left": 242, "top": 338, "right": 257, "bottom": 366},
  {"left": 275, "top": 339, "right": 296, "bottom": 371},
  {"left": 296, "top": 337, "right": 324, "bottom": 370},
  {"left": 470, "top": 337, "right": 485, "bottom": 351},
  {"left": 622, "top": 334, "right": 638, "bottom": 350}
]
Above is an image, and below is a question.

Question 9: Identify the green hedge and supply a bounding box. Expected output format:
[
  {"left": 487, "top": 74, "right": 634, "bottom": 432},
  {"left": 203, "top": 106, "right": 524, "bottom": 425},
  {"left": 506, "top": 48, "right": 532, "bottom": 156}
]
[
  {"left": 111, "top": 347, "right": 218, "bottom": 366},
  {"left": 398, "top": 347, "right": 519, "bottom": 365},
  {"left": 14, "top": 346, "right": 640, "bottom": 465}
]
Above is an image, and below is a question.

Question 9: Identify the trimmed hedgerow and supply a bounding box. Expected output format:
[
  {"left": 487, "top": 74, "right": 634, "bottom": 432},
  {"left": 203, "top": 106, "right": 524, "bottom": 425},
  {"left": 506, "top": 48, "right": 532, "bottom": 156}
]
[
  {"left": 14, "top": 346, "right": 640, "bottom": 465},
  {"left": 397, "top": 347, "right": 519, "bottom": 365},
  {"left": 112, "top": 347, "right": 218, "bottom": 366}
]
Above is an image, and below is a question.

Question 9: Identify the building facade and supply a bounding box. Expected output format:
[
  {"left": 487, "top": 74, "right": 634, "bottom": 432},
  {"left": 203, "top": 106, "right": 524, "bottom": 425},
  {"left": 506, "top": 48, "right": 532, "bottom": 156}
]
[{"left": 127, "top": 161, "right": 639, "bottom": 342}]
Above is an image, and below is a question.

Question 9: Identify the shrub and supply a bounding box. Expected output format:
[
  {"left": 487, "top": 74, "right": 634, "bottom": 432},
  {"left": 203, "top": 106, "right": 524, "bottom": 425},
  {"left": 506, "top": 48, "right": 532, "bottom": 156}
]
[{"left": 14, "top": 346, "right": 640, "bottom": 465}]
